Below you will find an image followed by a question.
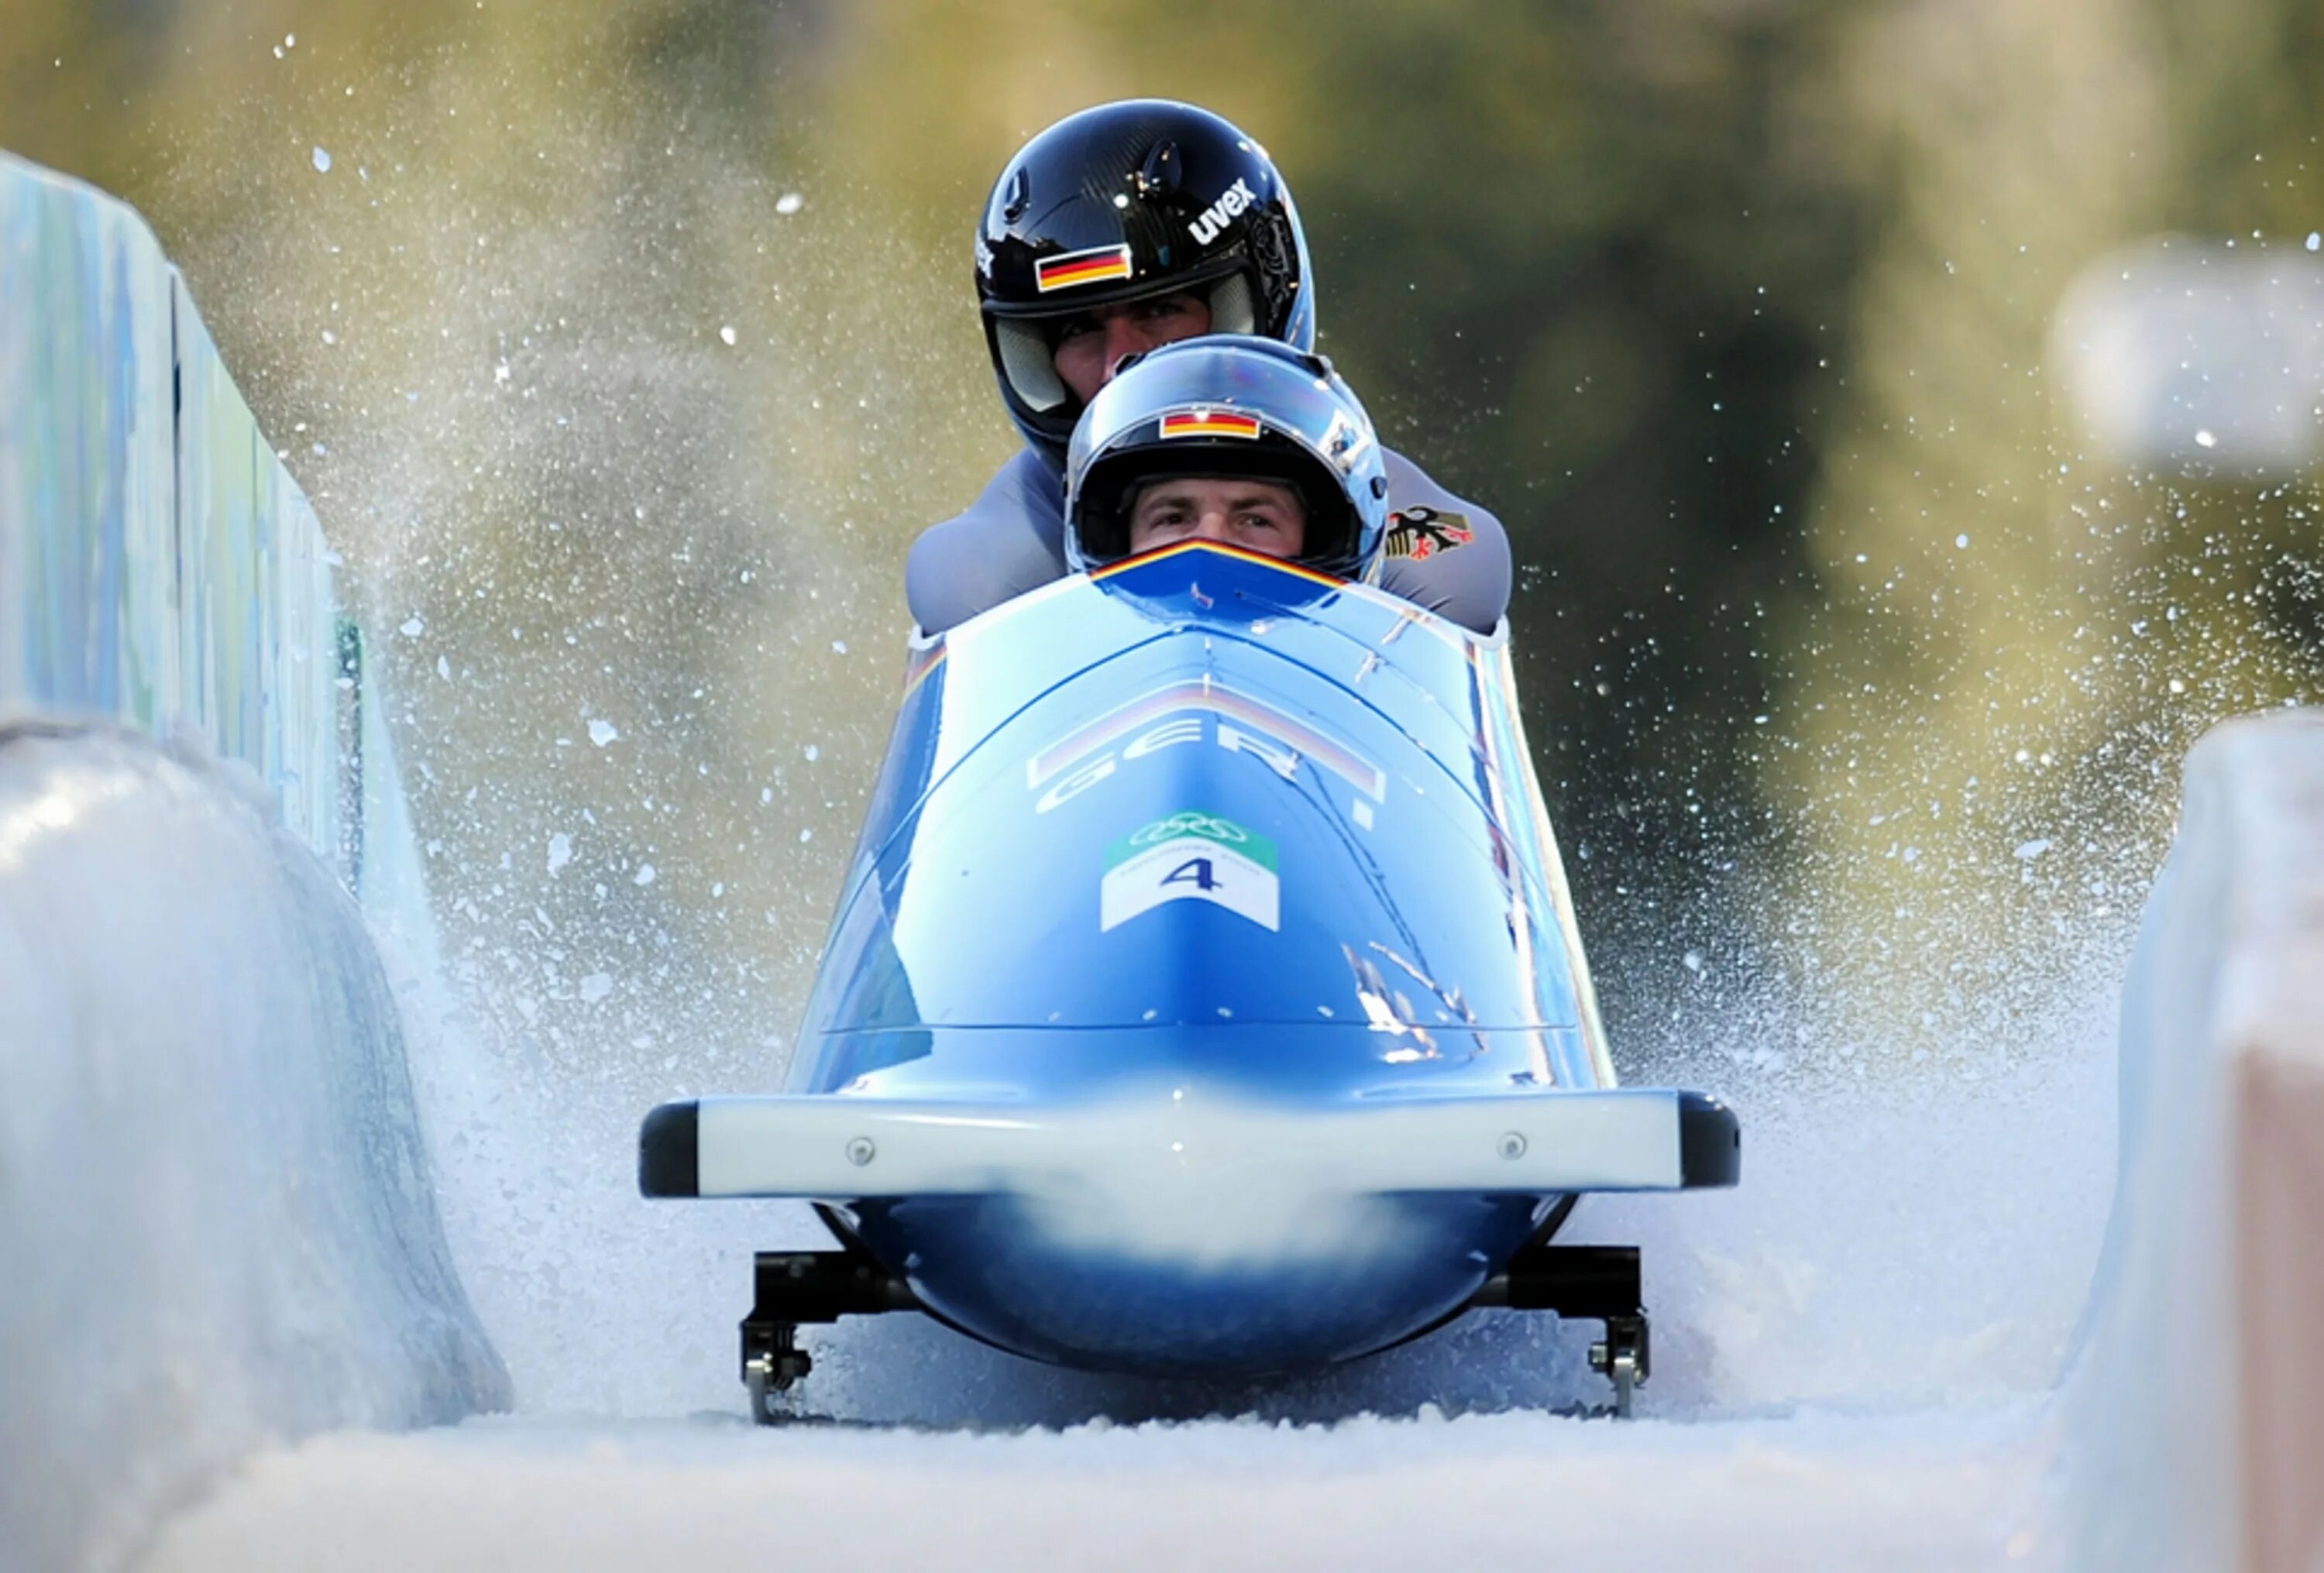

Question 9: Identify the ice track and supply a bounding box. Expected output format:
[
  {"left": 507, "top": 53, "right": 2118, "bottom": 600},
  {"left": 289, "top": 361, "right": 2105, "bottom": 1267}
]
[
  {"left": 117, "top": 865, "right": 2119, "bottom": 1573},
  {"left": 139, "top": 1406, "right": 2047, "bottom": 1573},
  {"left": 10, "top": 145, "right": 2303, "bottom": 1573}
]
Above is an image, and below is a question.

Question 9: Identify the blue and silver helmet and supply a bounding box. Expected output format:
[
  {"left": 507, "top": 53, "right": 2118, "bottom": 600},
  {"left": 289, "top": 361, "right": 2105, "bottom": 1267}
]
[{"left": 1063, "top": 335, "right": 1391, "bottom": 582}]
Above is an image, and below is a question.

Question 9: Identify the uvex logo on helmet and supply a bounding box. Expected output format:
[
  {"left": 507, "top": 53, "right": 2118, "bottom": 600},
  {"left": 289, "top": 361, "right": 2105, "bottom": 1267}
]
[{"left": 1187, "top": 178, "right": 1257, "bottom": 247}]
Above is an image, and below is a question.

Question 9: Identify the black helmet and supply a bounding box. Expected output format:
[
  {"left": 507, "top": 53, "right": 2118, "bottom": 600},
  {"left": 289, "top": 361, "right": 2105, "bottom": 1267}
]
[
  {"left": 976, "top": 100, "right": 1315, "bottom": 468},
  {"left": 1064, "top": 335, "right": 1390, "bottom": 582}
]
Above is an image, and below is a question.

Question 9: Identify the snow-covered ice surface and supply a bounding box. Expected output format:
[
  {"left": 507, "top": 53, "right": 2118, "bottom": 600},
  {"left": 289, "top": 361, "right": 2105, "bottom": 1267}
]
[
  {"left": 124, "top": 885, "right": 2119, "bottom": 1573},
  {"left": 141, "top": 1406, "right": 2053, "bottom": 1573}
]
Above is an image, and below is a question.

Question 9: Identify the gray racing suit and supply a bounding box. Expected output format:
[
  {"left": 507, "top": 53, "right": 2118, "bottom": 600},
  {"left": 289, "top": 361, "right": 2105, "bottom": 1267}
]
[{"left": 906, "top": 446, "right": 1511, "bottom": 636}]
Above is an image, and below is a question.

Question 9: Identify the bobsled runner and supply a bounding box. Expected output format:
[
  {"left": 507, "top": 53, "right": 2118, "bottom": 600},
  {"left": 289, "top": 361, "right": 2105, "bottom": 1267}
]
[{"left": 640, "top": 541, "right": 1738, "bottom": 1419}]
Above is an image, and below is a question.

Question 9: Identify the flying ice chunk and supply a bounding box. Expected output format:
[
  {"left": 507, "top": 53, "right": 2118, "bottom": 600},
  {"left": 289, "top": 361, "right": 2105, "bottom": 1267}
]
[
  {"left": 587, "top": 720, "right": 619, "bottom": 748},
  {"left": 547, "top": 833, "right": 572, "bottom": 875},
  {"left": 775, "top": 192, "right": 804, "bottom": 215},
  {"left": 2195, "top": 429, "right": 2219, "bottom": 448},
  {"left": 311, "top": 146, "right": 331, "bottom": 173},
  {"left": 2309, "top": 232, "right": 2321, "bottom": 252},
  {"left": 719, "top": 325, "right": 737, "bottom": 346},
  {"left": 803, "top": 744, "right": 819, "bottom": 762},
  {"left": 400, "top": 616, "right": 425, "bottom": 637},
  {"left": 579, "top": 972, "right": 614, "bottom": 1004},
  {"left": 2015, "top": 839, "right": 2052, "bottom": 861},
  {"left": 634, "top": 864, "right": 657, "bottom": 887}
]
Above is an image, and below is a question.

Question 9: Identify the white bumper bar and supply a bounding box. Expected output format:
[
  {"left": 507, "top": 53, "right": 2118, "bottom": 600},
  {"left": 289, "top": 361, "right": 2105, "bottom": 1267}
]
[{"left": 640, "top": 1087, "right": 1739, "bottom": 1200}]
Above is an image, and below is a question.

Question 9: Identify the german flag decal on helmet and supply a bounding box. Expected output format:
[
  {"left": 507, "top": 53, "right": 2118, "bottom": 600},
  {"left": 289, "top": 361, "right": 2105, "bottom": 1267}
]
[
  {"left": 1036, "top": 243, "right": 1136, "bottom": 293},
  {"left": 1159, "top": 407, "right": 1263, "bottom": 440}
]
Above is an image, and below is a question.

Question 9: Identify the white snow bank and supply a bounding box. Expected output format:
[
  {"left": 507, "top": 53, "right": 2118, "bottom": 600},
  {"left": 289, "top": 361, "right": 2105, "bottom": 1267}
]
[
  {"left": 2, "top": 151, "right": 506, "bottom": 1573},
  {"left": 2063, "top": 708, "right": 2324, "bottom": 1573},
  {"left": 0, "top": 723, "right": 508, "bottom": 1573}
]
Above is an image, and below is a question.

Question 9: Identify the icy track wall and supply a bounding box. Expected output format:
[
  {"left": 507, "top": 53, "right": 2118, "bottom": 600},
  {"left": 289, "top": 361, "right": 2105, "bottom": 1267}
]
[
  {"left": 2064, "top": 709, "right": 2324, "bottom": 1573},
  {"left": 0, "top": 152, "right": 508, "bottom": 1573}
]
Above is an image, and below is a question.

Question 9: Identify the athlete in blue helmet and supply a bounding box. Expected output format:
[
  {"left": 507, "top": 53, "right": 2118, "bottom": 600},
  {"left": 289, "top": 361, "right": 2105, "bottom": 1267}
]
[
  {"left": 1063, "top": 335, "right": 1391, "bottom": 582},
  {"left": 905, "top": 99, "right": 1509, "bottom": 634}
]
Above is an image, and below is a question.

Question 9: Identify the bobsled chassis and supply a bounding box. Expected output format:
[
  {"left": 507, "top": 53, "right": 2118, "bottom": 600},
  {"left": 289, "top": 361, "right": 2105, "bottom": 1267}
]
[{"left": 641, "top": 543, "right": 1738, "bottom": 1420}]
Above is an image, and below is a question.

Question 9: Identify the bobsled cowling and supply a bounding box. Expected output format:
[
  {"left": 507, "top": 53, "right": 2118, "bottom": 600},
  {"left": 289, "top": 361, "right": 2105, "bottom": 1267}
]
[{"left": 642, "top": 542, "right": 1737, "bottom": 1379}]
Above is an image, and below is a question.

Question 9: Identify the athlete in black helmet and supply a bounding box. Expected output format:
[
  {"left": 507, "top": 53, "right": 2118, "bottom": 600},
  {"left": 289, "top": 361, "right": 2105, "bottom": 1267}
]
[{"left": 905, "top": 99, "right": 1512, "bottom": 635}]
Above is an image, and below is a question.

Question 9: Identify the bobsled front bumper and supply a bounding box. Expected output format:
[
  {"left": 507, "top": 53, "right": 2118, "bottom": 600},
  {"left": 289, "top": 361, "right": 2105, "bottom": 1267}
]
[{"left": 638, "top": 1087, "right": 1739, "bottom": 1201}]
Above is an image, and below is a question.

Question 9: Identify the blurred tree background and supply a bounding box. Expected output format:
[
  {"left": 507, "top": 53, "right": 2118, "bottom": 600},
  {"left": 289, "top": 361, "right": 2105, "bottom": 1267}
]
[{"left": 5, "top": 0, "right": 2322, "bottom": 1077}]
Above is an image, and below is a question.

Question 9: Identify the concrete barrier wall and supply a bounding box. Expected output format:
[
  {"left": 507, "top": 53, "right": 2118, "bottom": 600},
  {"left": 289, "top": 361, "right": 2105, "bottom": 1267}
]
[
  {"left": 0, "top": 149, "right": 353, "bottom": 874},
  {"left": 2066, "top": 708, "right": 2324, "bottom": 1573},
  {"left": 0, "top": 152, "right": 506, "bottom": 1573}
]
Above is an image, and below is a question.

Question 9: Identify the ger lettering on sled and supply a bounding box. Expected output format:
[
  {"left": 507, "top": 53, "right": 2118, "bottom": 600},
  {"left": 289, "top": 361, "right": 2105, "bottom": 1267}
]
[{"left": 638, "top": 544, "right": 1740, "bottom": 1420}]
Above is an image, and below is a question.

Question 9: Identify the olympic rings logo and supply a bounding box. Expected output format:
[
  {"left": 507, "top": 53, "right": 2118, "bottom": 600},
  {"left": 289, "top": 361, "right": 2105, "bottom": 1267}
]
[{"left": 1129, "top": 812, "right": 1248, "bottom": 847}]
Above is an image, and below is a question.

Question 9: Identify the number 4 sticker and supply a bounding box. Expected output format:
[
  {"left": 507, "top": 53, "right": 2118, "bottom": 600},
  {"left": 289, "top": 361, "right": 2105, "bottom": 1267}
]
[{"left": 1102, "top": 812, "right": 1278, "bottom": 932}]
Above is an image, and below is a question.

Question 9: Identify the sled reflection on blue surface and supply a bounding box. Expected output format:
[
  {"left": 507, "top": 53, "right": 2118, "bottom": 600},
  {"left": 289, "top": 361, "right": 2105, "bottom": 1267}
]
[{"left": 639, "top": 542, "right": 1738, "bottom": 1418}]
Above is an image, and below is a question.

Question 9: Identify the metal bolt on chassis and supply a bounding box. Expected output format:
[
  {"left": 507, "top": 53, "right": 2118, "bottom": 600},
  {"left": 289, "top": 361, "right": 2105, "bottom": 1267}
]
[{"left": 734, "top": 1236, "right": 1655, "bottom": 1423}]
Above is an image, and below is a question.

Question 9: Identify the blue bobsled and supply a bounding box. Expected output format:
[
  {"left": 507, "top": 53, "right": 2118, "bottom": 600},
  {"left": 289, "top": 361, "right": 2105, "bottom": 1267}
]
[{"left": 640, "top": 541, "right": 1738, "bottom": 1417}]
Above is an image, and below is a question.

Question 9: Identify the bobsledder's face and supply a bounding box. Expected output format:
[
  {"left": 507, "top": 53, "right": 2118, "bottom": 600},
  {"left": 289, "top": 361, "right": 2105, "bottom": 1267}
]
[
  {"left": 1050, "top": 292, "right": 1213, "bottom": 404},
  {"left": 1126, "top": 477, "right": 1308, "bottom": 560}
]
